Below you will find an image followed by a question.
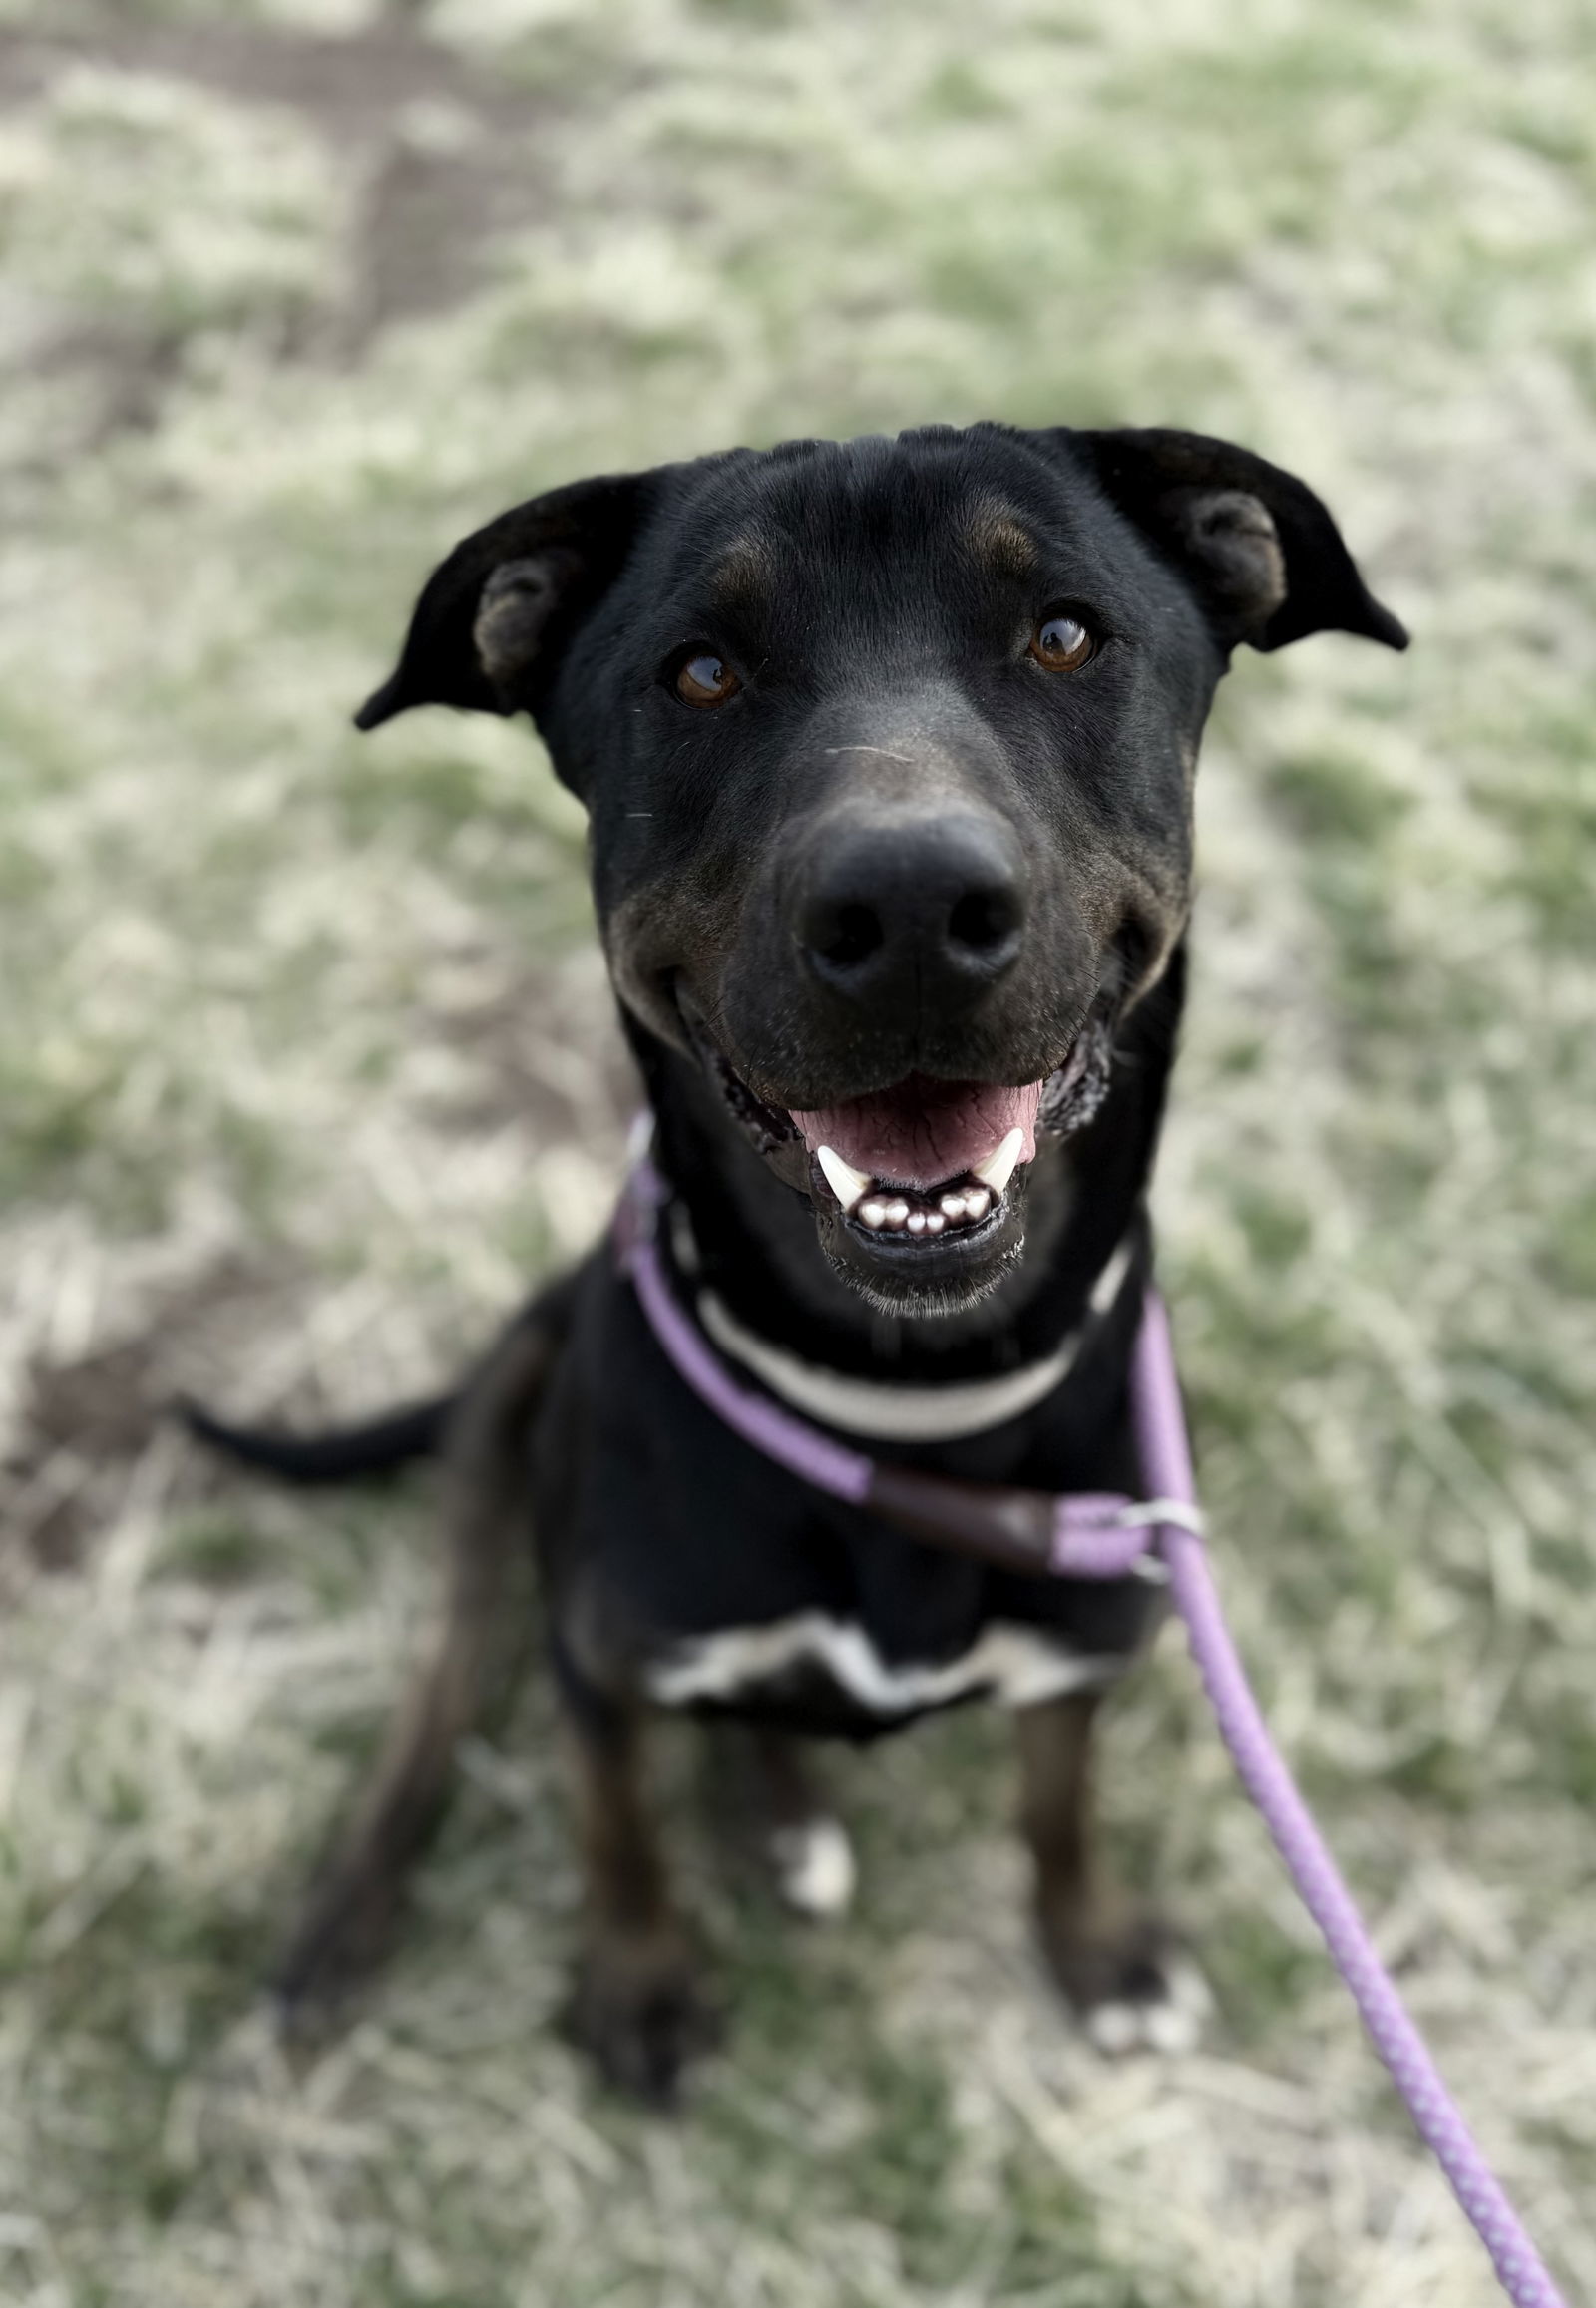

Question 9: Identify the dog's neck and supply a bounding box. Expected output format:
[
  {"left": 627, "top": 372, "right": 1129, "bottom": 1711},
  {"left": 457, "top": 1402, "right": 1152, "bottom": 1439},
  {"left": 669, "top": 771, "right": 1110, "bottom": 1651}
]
[{"left": 624, "top": 946, "right": 1185, "bottom": 1387}]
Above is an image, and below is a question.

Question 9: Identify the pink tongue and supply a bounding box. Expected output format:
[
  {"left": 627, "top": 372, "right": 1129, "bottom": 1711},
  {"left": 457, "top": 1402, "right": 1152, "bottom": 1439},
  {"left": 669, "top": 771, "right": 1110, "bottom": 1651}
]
[{"left": 790, "top": 1077, "right": 1043, "bottom": 1191}]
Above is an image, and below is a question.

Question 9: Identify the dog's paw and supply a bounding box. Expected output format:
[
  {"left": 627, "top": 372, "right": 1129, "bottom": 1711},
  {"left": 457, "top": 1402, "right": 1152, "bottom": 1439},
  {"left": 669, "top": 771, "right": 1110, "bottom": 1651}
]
[
  {"left": 1082, "top": 1951, "right": 1210, "bottom": 2057},
  {"left": 1041, "top": 1911, "right": 1210, "bottom": 2058},
  {"left": 565, "top": 1933, "right": 720, "bottom": 2108},
  {"left": 768, "top": 1815, "right": 856, "bottom": 1920}
]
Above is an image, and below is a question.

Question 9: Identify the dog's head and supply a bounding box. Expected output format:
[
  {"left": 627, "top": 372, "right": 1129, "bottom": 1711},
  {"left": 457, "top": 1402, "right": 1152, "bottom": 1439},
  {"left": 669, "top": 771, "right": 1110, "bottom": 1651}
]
[{"left": 358, "top": 425, "right": 1403, "bottom": 1315}]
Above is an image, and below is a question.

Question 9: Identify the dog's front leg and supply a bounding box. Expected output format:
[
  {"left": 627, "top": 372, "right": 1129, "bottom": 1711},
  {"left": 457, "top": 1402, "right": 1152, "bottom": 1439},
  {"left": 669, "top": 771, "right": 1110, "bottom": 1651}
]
[
  {"left": 562, "top": 1693, "right": 717, "bottom": 2105},
  {"left": 1015, "top": 1690, "right": 1206, "bottom": 2056}
]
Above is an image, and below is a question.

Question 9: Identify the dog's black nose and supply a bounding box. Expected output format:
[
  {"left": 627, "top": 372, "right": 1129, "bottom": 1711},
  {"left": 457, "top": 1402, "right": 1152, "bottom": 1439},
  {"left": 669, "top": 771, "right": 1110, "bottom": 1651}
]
[{"left": 795, "top": 812, "right": 1026, "bottom": 1006}]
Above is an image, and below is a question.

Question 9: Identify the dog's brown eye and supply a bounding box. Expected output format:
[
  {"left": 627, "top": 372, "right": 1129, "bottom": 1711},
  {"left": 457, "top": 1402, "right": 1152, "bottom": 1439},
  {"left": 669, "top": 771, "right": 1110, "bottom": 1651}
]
[
  {"left": 1028, "top": 609, "right": 1096, "bottom": 672},
  {"left": 674, "top": 652, "right": 741, "bottom": 708}
]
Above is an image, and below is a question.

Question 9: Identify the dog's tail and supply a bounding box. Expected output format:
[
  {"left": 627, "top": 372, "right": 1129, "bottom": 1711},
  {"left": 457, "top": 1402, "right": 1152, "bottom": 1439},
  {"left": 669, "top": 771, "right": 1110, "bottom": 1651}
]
[
  {"left": 179, "top": 1271, "right": 581, "bottom": 1488},
  {"left": 179, "top": 1392, "right": 453, "bottom": 1485}
]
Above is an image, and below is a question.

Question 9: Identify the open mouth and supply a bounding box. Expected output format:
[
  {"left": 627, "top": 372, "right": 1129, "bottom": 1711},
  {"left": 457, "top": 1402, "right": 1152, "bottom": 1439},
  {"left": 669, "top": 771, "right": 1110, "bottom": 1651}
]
[
  {"left": 684, "top": 1005, "right": 1114, "bottom": 1259},
  {"left": 794, "top": 1078, "right": 1039, "bottom": 1241}
]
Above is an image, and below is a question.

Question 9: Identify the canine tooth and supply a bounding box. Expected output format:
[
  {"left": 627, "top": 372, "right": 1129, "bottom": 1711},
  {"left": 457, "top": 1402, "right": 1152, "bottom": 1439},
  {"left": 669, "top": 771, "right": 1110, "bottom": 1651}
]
[
  {"left": 940, "top": 1193, "right": 968, "bottom": 1221},
  {"left": 906, "top": 1210, "right": 927, "bottom": 1235},
  {"left": 974, "top": 1127, "right": 1024, "bottom": 1197},
  {"left": 817, "top": 1145, "right": 872, "bottom": 1211},
  {"left": 858, "top": 1198, "right": 888, "bottom": 1229},
  {"left": 964, "top": 1185, "right": 992, "bottom": 1221},
  {"left": 924, "top": 1212, "right": 945, "bottom": 1235},
  {"left": 884, "top": 1199, "right": 910, "bottom": 1228}
]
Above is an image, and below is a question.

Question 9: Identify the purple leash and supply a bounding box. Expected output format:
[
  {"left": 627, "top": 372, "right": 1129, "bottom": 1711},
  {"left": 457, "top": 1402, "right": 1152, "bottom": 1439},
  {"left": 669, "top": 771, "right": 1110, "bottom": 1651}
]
[
  {"left": 1131, "top": 1295, "right": 1566, "bottom": 2308},
  {"left": 617, "top": 1156, "right": 1567, "bottom": 2306}
]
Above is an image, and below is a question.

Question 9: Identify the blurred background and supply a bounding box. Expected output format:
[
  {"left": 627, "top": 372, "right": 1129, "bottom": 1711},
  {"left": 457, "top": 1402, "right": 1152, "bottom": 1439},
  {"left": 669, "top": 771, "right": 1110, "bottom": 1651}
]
[{"left": 1, "top": 1, "right": 1593, "bottom": 2301}]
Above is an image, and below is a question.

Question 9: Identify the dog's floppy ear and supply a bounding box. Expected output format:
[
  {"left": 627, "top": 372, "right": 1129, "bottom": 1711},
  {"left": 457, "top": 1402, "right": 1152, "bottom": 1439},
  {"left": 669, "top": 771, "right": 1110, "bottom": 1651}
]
[
  {"left": 353, "top": 469, "right": 657, "bottom": 730},
  {"left": 1067, "top": 427, "right": 1407, "bottom": 654}
]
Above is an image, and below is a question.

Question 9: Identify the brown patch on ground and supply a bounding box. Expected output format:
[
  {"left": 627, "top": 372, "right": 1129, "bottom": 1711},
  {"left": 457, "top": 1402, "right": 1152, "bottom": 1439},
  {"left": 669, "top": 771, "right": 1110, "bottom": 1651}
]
[
  {"left": 0, "top": 6, "right": 570, "bottom": 377},
  {"left": 2, "top": 1255, "right": 297, "bottom": 1572},
  {"left": 0, "top": 9, "right": 543, "bottom": 154}
]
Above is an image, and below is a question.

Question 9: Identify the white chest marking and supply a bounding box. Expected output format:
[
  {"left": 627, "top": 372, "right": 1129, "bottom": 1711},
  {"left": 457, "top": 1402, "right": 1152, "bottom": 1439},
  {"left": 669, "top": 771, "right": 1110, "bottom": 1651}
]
[{"left": 647, "top": 1611, "right": 1123, "bottom": 1714}]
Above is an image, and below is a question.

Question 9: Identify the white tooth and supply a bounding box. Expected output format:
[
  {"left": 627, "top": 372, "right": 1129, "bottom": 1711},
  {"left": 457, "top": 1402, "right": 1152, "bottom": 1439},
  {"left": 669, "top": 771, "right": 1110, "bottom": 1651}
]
[
  {"left": 940, "top": 1193, "right": 968, "bottom": 1221},
  {"left": 858, "top": 1198, "right": 887, "bottom": 1229},
  {"left": 906, "top": 1210, "right": 927, "bottom": 1235},
  {"left": 884, "top": 1199, "right": 910, "bottom": 1228},
  {"left": 816, "top": 1144, "right": 872, "bottom": 1211},
  {"left": 964, "top": 1186, "right": 992, "bottom": 1221},
  {"left": 924, "top": 1212, "right": 945, "bottom": 1235},
  {"left": 974, "top": 1127, "right": 1024, "bottom": 1197}
]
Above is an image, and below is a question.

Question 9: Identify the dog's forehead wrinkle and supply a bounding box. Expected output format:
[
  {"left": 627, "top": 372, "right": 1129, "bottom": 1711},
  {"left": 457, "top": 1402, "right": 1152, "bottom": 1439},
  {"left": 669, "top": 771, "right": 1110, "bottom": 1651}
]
[
  {"left": 709, "top": 528, "right": 779, "bottom": 608},
  {"left": 963, "top": 496, "right": 1041, "bottom": 575},
  {"left": 693, "top": 430, "right": 1069, "bottom": 557}
]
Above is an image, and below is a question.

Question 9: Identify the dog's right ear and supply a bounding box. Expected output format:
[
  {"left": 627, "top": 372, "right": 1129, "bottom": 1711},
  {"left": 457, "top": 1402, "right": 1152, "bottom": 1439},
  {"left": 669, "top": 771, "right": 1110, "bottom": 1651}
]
[
  {"left": 353, "top": 469, "right": 656, "bottom": 730},
  {"left": 1066, "top": 428, "right": 1407, "bottom": 655}
]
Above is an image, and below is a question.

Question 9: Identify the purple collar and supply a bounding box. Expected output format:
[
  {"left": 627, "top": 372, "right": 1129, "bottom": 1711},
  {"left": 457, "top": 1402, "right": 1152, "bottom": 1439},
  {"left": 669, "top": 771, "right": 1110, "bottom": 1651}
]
[{"left": 615, "top": 1149, "right": 1194, "bottom": 1582}]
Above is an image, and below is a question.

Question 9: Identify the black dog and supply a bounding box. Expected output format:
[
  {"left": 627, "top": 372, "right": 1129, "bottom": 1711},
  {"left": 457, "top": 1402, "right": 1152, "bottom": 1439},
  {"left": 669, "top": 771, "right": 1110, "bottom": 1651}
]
[{"left": 192, "top": 423, "right": 1404, "bottom": 2101}]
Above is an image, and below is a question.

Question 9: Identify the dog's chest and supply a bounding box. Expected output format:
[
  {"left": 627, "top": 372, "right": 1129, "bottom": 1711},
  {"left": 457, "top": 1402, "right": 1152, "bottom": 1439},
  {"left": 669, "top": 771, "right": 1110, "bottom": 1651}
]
[{"left": 590, "top": 1261, "right": 1157, "bottom": 1733}]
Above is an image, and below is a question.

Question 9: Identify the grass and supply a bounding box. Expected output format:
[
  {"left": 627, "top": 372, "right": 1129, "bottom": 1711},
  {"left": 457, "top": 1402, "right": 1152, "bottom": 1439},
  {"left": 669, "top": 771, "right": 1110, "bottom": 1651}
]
[{"left": 1, "top": 0, "right": 1594, "bottom": 2301}]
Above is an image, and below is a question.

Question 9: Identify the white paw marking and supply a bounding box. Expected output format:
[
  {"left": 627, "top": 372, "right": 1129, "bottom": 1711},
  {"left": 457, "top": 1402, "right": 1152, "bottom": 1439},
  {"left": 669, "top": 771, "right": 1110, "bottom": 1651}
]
[
  {"left": 770, "top": 1817, "right": 856, "bottom": 1919},
  {"left": 1086, "top": 1957, "right": 1211, "bottom": 2058},
  {"left": 1085, "top": 1999, "right": 1143, "bottom": 2056}
]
